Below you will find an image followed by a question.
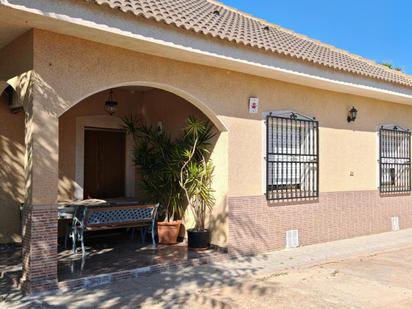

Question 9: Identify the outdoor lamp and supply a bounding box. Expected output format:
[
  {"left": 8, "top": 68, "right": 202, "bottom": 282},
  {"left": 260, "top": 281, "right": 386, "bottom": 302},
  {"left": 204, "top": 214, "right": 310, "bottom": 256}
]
[
  {"left": 347, "top": 106, "right": 358, "bottom": 122},
  {"left": 104, "top": 89, "right": 118, "bottom": 115}
]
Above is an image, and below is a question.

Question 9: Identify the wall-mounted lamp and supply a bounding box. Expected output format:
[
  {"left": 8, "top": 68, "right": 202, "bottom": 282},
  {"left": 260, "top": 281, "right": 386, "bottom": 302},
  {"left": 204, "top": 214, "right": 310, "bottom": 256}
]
[
  {"left": 347, "top": 106, "right": 358, "bottom": 123},
  {"left": 104, "top": 89, "right": 118, "bottom": 115}
]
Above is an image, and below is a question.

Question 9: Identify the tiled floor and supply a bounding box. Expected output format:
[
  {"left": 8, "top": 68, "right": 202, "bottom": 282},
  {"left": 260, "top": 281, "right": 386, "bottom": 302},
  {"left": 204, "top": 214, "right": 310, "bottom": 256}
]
[
  {"left": 6, "top": 229, "right": 412, "bottom": 308},
  {"left": 0, "top": 230, "right": 223, "bottom": 295},
  {"left": 58, "top": 230, "right": 222, "bottom": 281}
]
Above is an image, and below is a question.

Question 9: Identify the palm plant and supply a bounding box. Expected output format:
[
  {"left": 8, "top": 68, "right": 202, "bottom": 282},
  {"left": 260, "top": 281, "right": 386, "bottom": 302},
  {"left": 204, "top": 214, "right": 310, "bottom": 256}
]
[
  {"left": 123, "top": 115, "right": 215, "bottom": 227},
  {"left": 380, "top": 62, "right": 403, "bottom": 72},
  {"left": 182, "top": 160, "right": 215, "bottom": 230},
  {"left": 123, "top": 115, "right": 184, "bottom": 221},
  {"left": 179, "top": 117, "right": 216, "bottom": 231}
]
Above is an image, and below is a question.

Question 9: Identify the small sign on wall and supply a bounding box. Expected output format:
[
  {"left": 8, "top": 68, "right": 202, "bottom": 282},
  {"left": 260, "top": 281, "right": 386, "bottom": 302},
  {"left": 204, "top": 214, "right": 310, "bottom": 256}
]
[{"left": 248, "top": 97, "right": 259, "bottom": 113}]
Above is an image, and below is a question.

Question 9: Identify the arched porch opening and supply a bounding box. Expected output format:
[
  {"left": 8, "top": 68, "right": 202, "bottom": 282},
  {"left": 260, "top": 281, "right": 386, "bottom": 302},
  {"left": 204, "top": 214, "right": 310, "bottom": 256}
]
[{"left": 56, "top": 85, "right": 228, "bottom": 282}]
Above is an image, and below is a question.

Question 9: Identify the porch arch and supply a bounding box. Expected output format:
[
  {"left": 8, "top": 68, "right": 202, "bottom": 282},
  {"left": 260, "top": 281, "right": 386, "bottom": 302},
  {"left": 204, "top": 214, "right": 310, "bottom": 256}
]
[
  {"left": 60, "top": 81, "right": 228, "bottom": 133},
  {"left": 57, "top": 81, "right": 229, "bottom": 248}
]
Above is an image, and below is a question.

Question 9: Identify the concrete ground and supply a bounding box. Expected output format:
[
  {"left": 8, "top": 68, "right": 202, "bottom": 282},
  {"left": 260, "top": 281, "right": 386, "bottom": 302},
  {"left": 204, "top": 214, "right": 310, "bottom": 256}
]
[{"left": 4, "top": 229, "right": 412, "bottom": 308}]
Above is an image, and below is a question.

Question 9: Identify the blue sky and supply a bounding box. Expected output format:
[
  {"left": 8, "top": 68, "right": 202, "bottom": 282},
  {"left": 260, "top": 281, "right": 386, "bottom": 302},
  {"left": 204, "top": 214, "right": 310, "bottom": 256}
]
[{"left": 222, "top": 0, "right": 412, "bottom": 74}]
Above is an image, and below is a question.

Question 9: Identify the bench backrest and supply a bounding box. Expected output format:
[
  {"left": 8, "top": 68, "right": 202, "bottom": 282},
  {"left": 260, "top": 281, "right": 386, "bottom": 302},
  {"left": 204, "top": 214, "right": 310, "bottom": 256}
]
[{"left": 74, "top": 203, "right": 158, "bottom": 229}]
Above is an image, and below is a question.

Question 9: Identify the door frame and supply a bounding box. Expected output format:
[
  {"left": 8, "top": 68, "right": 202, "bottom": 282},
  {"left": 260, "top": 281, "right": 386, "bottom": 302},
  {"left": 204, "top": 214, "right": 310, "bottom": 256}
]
[{"left": 74, "top": 115, "right": 135, "bottom": 200}]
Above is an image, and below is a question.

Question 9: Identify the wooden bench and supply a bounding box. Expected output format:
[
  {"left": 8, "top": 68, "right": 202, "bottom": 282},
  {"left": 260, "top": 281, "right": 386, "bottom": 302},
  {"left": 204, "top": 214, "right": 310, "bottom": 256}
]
[{"left": 71, "top": 203, "right": 159, "bottom": 256}]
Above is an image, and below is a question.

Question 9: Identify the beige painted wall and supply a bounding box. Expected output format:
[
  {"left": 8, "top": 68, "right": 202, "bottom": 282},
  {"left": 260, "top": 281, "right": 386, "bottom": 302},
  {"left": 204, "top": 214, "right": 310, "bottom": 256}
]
[
  {"left": 30, "top": 29, "right": 412, "bottom": 197},
  {"left": 5, "top": 29, "right": 412, "bottom": 245},
  {"left": 139, "top": 88, "right": 208, "bottom": 138},
  {"left": 0, "top": 92, "right": 25, "bottom": 243},
  {"left": 224, "top": 85, "right": 412, "bottom": 195}
]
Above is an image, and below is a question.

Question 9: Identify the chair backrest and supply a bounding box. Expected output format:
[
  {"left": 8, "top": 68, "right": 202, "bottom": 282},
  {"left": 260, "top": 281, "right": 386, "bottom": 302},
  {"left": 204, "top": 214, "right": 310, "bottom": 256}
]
[{"left": 74, "top": 203, "right": 158, "bottom": 228}]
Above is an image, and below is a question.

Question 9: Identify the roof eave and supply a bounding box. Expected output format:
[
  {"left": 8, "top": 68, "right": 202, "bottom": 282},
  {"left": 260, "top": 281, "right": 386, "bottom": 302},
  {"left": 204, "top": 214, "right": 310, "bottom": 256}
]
[{"left": 1, "top": 0, "right": 412, "bottom": 105}]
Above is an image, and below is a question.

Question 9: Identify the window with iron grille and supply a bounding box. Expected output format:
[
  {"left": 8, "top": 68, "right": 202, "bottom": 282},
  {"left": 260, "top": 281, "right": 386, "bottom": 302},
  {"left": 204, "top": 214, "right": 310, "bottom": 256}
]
[
  {"left": 379, "top": 126, "right": 411, "bottom": 193},
  {"left": 266, "top": 112, "right": 319, "bottom": 201}
]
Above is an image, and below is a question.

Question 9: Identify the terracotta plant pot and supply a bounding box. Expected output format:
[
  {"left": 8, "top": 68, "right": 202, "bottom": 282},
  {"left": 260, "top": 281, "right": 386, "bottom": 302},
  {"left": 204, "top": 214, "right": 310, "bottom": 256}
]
[
  {"left": 187, "top": 229, "right": 210, "bottom": 251},
  {"left": 157, "top": 220, "right": 182, "bottom": 245}
]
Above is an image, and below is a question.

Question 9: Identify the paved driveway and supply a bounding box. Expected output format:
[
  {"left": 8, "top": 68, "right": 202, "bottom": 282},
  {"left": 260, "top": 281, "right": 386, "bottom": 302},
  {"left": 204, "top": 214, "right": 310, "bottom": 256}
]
[{"left": 4, "top": 230, "right": 412, "bottom": 308}]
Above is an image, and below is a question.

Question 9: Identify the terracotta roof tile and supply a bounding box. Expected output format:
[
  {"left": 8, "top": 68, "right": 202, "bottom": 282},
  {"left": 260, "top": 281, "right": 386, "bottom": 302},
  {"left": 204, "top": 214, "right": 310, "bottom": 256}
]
[{"left": 88, "top": 0, "right": 412, "bottom": 88}]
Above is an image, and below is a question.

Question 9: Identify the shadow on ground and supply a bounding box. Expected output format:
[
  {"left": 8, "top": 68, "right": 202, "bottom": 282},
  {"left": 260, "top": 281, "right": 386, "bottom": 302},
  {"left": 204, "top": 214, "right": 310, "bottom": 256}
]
[
  {"left": 1, "top": 231, "right": 272, "bottom": 308},
  {"left": 0, "top": 244, "right": 24, "bottom": 304},
  {"left": 4, "top": 252, "right": 271, "bottom": 309}
]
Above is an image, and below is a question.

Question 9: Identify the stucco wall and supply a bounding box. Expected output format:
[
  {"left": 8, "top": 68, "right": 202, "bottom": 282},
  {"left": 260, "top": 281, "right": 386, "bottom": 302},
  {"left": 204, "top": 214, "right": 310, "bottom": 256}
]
[
  {"left": 26, "top": 27, "right": 231, "bottom": 246},
  {"left": 220, "top": 79, "right": 412, "bottom": 196},
  {"left": 28, "top": 30, "right": 412, "bottom": 198},
  {"left": 139, "top": 88, "right": 208, "bottom": 138},
  {"left": 0, "top": 92, "right": 25, "bottom": 243},
  {"left": 5, "top": 29, "right": 412, "bottom": 247}
]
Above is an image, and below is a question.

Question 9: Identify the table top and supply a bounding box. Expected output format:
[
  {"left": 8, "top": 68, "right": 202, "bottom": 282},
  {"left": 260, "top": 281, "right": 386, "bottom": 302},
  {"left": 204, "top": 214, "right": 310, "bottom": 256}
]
[
  {"left": 59, "top": 198, "right": 144, "bottom": 207},
  {"left": 58, "top": 198, "right": 147, "bottom": 219}
]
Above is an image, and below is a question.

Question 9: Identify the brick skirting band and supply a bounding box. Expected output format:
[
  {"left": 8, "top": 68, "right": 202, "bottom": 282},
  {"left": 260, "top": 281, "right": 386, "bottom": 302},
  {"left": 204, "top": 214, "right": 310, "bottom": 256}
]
[
  {"left": 228, "top": 191, "right": 412, "bottom": 255},
  {"left": 21, "top": 204, "right": 58, "bottom": 294}
]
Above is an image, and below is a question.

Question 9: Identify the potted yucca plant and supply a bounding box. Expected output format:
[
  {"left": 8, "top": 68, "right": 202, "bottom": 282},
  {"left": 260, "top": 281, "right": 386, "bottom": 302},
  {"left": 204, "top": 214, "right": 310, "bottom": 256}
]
[
  {"left": 179, "top": 117, "right": 216, "bottom": 250},
  {"left": 124, "top": 116, "right": 215, "bottom": 247}
]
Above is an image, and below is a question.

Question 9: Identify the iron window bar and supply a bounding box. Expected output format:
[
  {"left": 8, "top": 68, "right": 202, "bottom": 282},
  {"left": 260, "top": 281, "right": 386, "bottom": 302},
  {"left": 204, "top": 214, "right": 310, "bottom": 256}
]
[
  {"left": 379, "top": 125, "right": 411, "bottom": 193},
  {"left": 266, "top": 112, "right": 319, "bottom": 201}
]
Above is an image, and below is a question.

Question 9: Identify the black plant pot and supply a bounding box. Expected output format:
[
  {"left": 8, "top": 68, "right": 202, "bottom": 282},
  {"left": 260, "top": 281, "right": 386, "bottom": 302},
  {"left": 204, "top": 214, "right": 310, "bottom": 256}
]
[{"left": 187, "top": 229, "right": 210, "bottom": 251}]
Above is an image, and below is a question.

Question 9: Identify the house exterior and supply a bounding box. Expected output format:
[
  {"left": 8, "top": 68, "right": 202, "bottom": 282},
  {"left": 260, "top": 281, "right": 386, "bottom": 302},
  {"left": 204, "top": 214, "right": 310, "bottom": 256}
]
[{"left": 1, "top": 0, "right": 412, "bottom": 294}]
